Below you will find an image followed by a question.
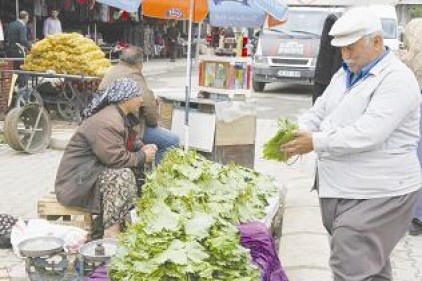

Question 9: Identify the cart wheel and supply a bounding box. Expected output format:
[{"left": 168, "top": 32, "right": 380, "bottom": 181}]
[
  {"left": 57, "top": 101, "right": 80, "bottom": 121},
  {"left": 3, "top": 104, "right": 52, "bottom": 153},
  {"left": 15, "top": 88, "right": 44, "bottom": 108}
]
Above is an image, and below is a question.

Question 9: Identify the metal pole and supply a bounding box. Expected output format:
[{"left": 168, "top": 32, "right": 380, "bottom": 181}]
[
  {"left": 33, "top": 17, "right": 36, "bottom": 42},
  {"left": 195, "top": 21, "right": 202, "bottom": 66},
  {"left": 184, "top": 0, "right": 194, "bottom": 151},
  {"left": 16, "top": 0, "right": 19, "bottom": 18}
]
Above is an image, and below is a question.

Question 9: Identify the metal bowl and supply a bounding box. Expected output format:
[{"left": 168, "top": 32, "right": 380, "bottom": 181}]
[
  {"left": 18, "top": 236, "right": 64, "bottom": 258},
  {"left": 79, "top": 238, "right": 118, "bottom": 263}
]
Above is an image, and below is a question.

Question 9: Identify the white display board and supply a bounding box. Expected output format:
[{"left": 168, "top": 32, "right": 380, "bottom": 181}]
[{"left": 171, "top": 109, "right": 216, "bottom": 152}]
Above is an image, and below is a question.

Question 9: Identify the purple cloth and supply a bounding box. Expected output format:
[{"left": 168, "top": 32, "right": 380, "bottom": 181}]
[
  {"left": 85, "top": 265, "right": 109, "bottom": 281},
  {"left": 238, "top": 222, "right": 289, "bottom": 281}
]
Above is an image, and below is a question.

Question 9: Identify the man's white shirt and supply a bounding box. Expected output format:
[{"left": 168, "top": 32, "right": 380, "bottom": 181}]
[{"left": 299, "top": 52, "right": 422, "bottom": 199}]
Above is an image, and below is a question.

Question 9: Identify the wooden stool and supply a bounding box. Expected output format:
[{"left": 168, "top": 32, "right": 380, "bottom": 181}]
[{"left": 37, "top": 192, "right": 93, "bottom": 236}]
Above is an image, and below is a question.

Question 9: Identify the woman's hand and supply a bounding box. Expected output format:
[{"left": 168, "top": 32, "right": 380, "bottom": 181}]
[{"left": 142, "top": 144, "right": 158, "bottom": 164}]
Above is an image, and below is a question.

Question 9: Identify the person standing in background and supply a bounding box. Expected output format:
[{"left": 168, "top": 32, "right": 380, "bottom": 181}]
[
  {"left": 0, "top": 19, "right": 4, "bottom": 45},
  {"left": 43, "top": 9, "right": 62, "bottom": 37},
  {"left": 6, "top": 11, "right": 32, "bottom": 53},
  {"left": 6, "top": 11, "right": 32, "bottom": 87},
  {"left": 167, "top": 21, "right": 180, "bottom": 62},
  {"left": 0, "top": 19, "right": 4, "bottom": 55},
  {"left": 400, "top": 18, "right": 422, "bottom": 236},
  {"left": 313, "top": 14, "right": 343, "bottom": 104}
]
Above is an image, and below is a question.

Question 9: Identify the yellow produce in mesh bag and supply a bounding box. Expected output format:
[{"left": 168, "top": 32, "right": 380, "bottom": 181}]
[
  {"left": 23, "top": 32, "right": 111, "bottom": 76},
  {"left": 81, "top": 50, "right": 105, "bottom": 61},
  {"left": 96, "top": 67, "right": 111, "bottom": 77}
]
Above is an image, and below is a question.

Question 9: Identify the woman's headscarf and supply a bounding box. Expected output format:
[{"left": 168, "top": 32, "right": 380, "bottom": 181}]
[
  {"left": 84, "top": 78, "right": 142, "bottom": 118},
  {"left": 402, "top": 18, "right": 422, "bottom": 89}
]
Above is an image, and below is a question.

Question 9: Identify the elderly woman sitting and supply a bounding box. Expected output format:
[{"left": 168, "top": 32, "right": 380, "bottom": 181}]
[{"left": 55, "top": 78, "right": 157, "bottom": 239}]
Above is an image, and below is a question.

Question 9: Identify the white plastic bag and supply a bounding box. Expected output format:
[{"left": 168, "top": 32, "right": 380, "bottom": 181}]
[{"left": 11, "top": 219, "right": 87, "bottom": 258}]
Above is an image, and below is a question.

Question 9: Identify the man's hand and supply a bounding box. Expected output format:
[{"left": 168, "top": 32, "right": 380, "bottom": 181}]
[
  {"left": 281, "top": 130, "right": 314, "bottom": 159},
  {"left": 142, "top": 144, "right": 157, "bottom": 164}
]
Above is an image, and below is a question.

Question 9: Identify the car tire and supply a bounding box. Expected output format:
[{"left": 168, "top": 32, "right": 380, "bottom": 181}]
[{"left": 253, "top": 81, "right": 266, "bottom": 92}]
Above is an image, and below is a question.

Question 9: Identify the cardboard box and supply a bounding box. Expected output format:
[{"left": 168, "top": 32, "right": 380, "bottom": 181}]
[{"left": 215, "top": 114, "right": 256, "bottom": 146}]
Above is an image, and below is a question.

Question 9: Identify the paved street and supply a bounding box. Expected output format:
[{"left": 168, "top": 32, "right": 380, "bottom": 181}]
[{"left": 1, "top": 60, "right": 422, "bottom": 280}]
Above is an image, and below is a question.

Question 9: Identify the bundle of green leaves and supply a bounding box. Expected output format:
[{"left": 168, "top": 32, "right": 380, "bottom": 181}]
[
  {"left": 110, "top": 149, "right": 279, "bottom": 281},
  {"left": 263, "top": 119, "right": 299, "bottom": 162}
]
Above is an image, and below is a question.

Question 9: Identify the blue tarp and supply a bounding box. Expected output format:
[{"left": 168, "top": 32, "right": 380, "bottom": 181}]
[
  {"left": 95, "top": 0, "right": 142, "bottom": 13},
  {"left": 251, "top": 0, "right": 288, "bottom": 22},
  {"left": 208, "top": 0, "right": 287, "bottom": 28},
  {"left": 208, "top": 0, "right": 266, "bottom": 28}
]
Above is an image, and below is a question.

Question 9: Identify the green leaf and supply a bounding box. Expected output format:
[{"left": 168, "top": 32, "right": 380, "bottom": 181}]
[
  {"left": 110, "top": 149, "right": 275, "bottom": 280},
  {"left": 133, "top": 261, "right": 158, "bottom": 274},
  {"left": 154, "top": 239, "right": 188, "bottom": 265},
  {"left": 146, "top": 201, "right": 180, "bottom": 233},
  {"left": 186, "top": 241, "right": 209, "bottom": 263},
  {"left": 185, "top": 211, "right": 214, "bottom": 240},
  {"left": 263, "top": 118, "right": 299, "bottom": 162}
]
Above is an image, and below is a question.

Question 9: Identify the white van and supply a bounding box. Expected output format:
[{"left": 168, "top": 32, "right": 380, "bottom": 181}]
[
  {"left": 252, "top": 4, "right": 399, "bottom": 91},
  {"left": 369, "top": 5, "right": 400, "bottom": 50}
]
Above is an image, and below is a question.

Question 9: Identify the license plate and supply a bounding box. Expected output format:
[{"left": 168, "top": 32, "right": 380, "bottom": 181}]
[{"left": 278, "top": 70, "right": 301, "bottom": 78}]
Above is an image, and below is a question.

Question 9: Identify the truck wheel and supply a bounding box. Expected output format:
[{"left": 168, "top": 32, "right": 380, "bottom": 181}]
[{"left": 253, "top": 81, "right": 266, "bottom": 92}]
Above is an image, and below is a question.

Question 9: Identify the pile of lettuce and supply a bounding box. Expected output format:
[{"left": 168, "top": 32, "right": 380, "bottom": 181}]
[
  {"left": 263, "top": 119, "right": 298, "bottom": 162},
  {"left": 110, "top": 149, "right": 279, "bottom": 281}
]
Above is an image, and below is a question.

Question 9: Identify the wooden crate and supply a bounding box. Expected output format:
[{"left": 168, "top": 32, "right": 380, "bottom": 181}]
[
  {"left": 159, "top": 101, "right": 174, "bottom": 130},
  {"left": 0, "top": 61, "right": 13, "bottom": 115},
  {"left": 37, "top": 193, "right": 92, "bottom": 234}
]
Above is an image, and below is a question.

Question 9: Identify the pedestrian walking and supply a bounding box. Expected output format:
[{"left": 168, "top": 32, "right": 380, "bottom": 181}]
[
  {"left": 400, "top": 18, "right": 422, "bottom": 236},
  {"left": 6, "top": 11, "right": 31, "bottom": 87},
  {"left": 167, "top": 21, "right": 180, "bottom": 62},
  {"left": 313, "top": 14, "right": 342, "bottom": 104},
  {"left": 281, "top": 7, "right": 422, "bottom": 281}
]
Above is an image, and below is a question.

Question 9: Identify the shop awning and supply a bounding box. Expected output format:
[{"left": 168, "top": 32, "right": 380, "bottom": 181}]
[
  {"left": 208, "top": 0, "right": 265, "bottom": 28},
  {"left": 252, "top": 0, "right": 288, "bottom": 22},
  {"left": 95, "top": 0, "right": 142, "bottom": 13},
  {"left": 141, "top": 0, "right": 208, "bottom": 23},
  {"left": 208, "top": 0, "right": 287, "bottom": 28},
  {"left": 141, "top": 0, "right": 287, "bottom": 27}
]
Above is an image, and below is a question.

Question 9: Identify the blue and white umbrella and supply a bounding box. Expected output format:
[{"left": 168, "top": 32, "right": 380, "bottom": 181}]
[{"left": 209, "top": 0, "right": 288, "bottom": 28}]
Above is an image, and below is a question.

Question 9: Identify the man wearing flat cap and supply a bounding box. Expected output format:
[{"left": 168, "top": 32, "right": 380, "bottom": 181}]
[{"left": 281, "top": 7, "right": 421, "bottom": 281}]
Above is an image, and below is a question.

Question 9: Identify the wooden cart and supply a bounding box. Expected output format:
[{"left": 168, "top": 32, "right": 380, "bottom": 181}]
[{"left": 0, "top": 69, "right": 101, "bottom": 121}]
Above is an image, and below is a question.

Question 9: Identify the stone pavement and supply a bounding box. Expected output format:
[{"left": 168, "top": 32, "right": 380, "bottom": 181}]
[
  {"left": 142, "top": 58, "right": 188, "bottom": 77},
  {"left": 1, "top": 118, "right": 422, "bottom": 280},
  {"left": 0, "top": 146, "right": 63, "bottom": 280}
]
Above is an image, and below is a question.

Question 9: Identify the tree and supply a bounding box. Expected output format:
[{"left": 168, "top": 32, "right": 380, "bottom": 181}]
[{"left": 410, "top": 5, "right": 422, "bottom": 18}]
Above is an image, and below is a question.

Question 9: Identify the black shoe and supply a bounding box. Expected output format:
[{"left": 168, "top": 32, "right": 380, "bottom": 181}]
[{"left": 409, "top": 221, "right": 422, "bottom": 236}]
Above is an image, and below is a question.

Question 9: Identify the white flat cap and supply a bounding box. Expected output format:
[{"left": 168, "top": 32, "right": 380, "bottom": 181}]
[{"left": 329, "top": 7, "right": 383, "bottom": 47}]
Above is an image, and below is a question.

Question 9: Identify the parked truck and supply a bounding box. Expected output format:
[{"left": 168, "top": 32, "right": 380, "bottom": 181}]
[{"left": 252, "top": 0, "right": 400, "bottom": 92}]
